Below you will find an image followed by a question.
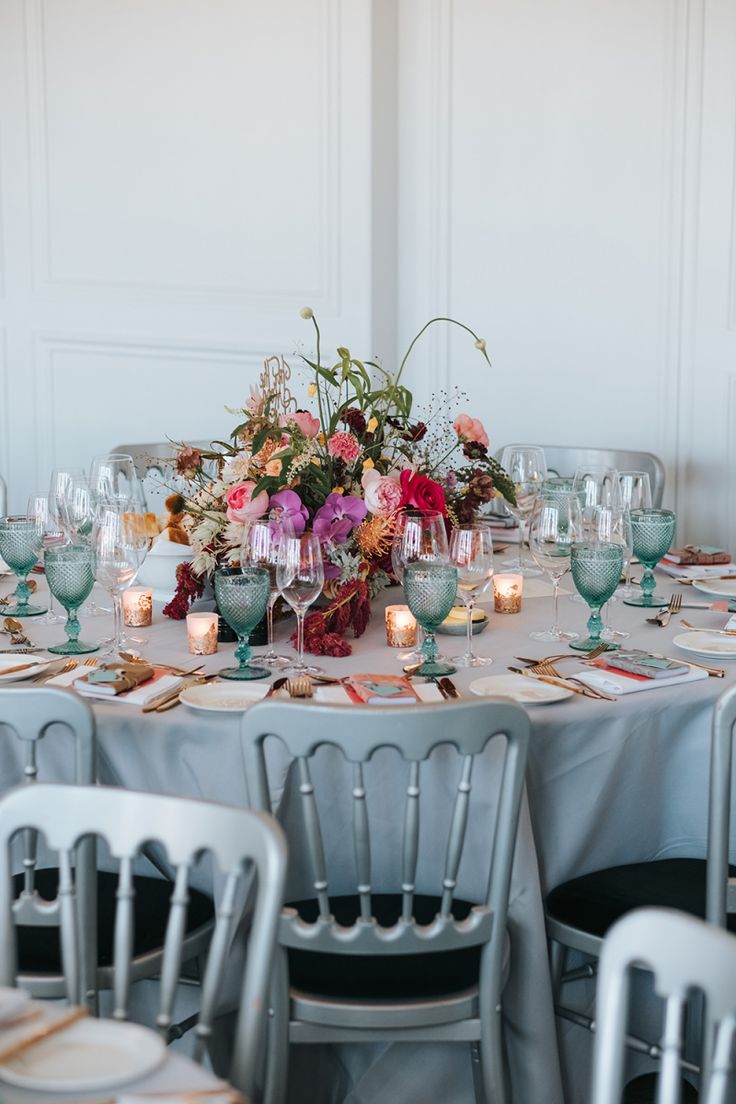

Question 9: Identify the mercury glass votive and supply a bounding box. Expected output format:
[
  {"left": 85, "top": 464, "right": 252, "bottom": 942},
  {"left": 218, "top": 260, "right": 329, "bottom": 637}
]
[
  {"left": 187, "top": 612, "right": 219, "bottom": 656},
  {"left": 493, "top": 573, "right": 523, "bottom": 614},
  {"left": 123, "top": 587, "right": 152, "bottom": 627},
  {"left": 385, "top": 605, "right": 417, "bottom": 648}
]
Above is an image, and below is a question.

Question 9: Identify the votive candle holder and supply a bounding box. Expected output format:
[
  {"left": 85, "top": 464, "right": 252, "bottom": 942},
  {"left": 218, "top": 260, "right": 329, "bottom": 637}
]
[
  {"left": 187, "top": 612, "right": 219, "bottom": 655},
  {"left": 493, "top": 573, "right": 523, "bottom": 614},
  {"left": 385, "top": 605, "right": 417, "bottom": 648},
  {"left": 122, "top": 587, "right": 153, "bottom": 627}
]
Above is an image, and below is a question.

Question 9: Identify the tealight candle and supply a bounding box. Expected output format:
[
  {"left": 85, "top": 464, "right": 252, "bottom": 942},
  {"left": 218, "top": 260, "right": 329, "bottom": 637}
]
[
  {"left": 187, "top": 612, "right": 219, "bottom": 655},
  {"left": 122, "top": 587, "right": 153, "bottom": 627},
  {"left": 385, "top": 604, "right": 417, "bottom": 648},
  {"left": 493, "top": 573, "right": 523, "bottom": 614}
]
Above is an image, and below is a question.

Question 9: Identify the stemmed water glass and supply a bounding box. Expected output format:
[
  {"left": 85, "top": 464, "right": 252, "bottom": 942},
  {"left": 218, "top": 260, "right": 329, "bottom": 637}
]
[
  {"left": 89, "top": 454, "right": 142, "bottom": 506},
  {"left": 241, "top": 515, "right": 295, "bottom": 668},
  {"left": 277, "top": 531, "right": 325, "bottom": 675},
  {"left": 449, "top": 523, "right": 494, "bottom": 667},
  {"left": 528, "top": 493, "right": 583, "bottom": 643},
  {"left": 499, "top": 445, "right": 547, "bottom": 575},
  {"left": 622, "top": 509, "right": 676, "bottom": 608},
  {"left": 213, "top": 567, "right": 271, "bottom": 680},
  {"left": 391, "top": 511, "right": 449, "bottom": 663},
  {"left": 51, "top": 469, "right": 95, "bottom": 543},
  {"left": 93, "top": 503, "right": 148, "bottom": 654},
  {"left": 570, "top": 543, "right": 625, "bottom": 652},
  {"left": 44, "top": 546, "right": 99, "bottom": 655},
  {"left": 27, "top": 492, "right": 66, "bottom": 625},
  {"left": 402, "top": 562, "right": 459, "bottom": 678},
  {"left": 0, "top": 517, "right": 47, "bottom": 617},
  {"left": 617, "top": 472, "right": 653, "bottom": 598}
]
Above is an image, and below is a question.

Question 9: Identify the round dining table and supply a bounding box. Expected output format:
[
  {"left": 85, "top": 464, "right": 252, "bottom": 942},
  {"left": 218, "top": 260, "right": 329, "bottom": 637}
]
[{"left": 0, "top": 558, "right": 733, "bottom": 1104}]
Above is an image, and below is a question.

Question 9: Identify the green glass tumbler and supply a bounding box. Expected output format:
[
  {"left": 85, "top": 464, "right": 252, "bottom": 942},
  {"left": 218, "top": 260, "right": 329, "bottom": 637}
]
[
  {"left": 0, "top": 517, "right": 47, "bottom": 617},
  {"left": 570, "top": 542, "right": 624, "bottom": 652},
  {"left": 622, "top": 508, "right": 676, "bottom": 608},
  {"left": 44, "top": 546, "right": 99, "bottom": 655},
  {"left": 214, "top": 567, "right": 271, "bottom": 681},
  {"left": 403, "top": 561, "right": 459, "bottom": 677}
]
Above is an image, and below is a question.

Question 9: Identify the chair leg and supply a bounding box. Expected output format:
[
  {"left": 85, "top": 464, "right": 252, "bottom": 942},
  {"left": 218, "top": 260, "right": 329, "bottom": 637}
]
[
  {"left": 470, "top": 1041, "right": 487, "bottom": 1104},
  {"left": 261, "top": 947, "right": 289, "bottom": 1104},
  {"left": 549, "top": 938, "right": 566, "bottom": 1005},
  {"left": 479, "top": 1005, "right": 508, "bottom": 1104}
]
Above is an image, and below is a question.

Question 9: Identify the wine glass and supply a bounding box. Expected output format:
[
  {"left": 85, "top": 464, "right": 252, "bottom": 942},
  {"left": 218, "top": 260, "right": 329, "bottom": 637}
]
[
  {"left": 27, "top": 491, "right": 67, "bottom": 625},
  {"left": 44, "top": 546, "right": 98, "bottom": 655},
  {"left": 617, "top": 472, "right": 653, "bottom": 598},
  {"left": 89, "top": 454, "right": 143, "bottom": 506},
  {"left": 528, "top": 493, "right": 583, "bottom": 643},
  {"left": 277, "top": 531, "right": 325, "bottom": 675},
  {"left": 241, "top": 515, "right": 295, "bottom": 668},
  {"left": 51, "top": 470, "right": 109, "bottom": 616},
  {"left": 0, "top": 517, "right": 47, "bottom": 617},
  {"left": 214, "top": 567, "right": 271, "bottom": 680},
  {"left": 572, "top": 466, "right": 621, "bottom": 541},
  {"left": 391, "top": 511, "right": 449, "bottom": 663},
  {"left": 622, "top": 509, "right": 677, "bottom": 608},
  {"left": 402, "top": 562, "right": 459, "bottom": 678},
  {"left": 499, "top": 445, "right": 547, "bottom": 575},
  {"left": 449, "top": 523, "right": 494, "bottom": 667},
  {"left": 570, "top": 543, "right": 625, "bottom": 652},
  {"left": 93, "top": 503, "right": 148, "bottom": 654}
]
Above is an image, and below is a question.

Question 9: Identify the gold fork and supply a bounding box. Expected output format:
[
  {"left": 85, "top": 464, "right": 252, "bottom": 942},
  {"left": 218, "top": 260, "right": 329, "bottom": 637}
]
[
  {"left": 680, "top": 619, "right": 736, "bottom": 637},
  {"left": 286, "top": 676, "right": 314, "bottom": 699},
  {"left": 529, "top": 660, "right": 617, "bottom": 700},
  {"left": 33, "top": 658, "right": 79, "bottom": 684},
  {"left": 648, "top": 592, "right": 682, "bottom": 627},
  {"left": 514, "top": 644, "right": 609, "bottom": 665}
]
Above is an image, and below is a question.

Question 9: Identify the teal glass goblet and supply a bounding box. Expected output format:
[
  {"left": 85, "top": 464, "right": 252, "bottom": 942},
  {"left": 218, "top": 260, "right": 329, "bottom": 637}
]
[
  {"left": 570, "top": 542, "right": 624, "bottom": 652},
  {"left": 402, "top": 561, "right": 459, "bottom": 677},
  {"left": 623, "top": 508, "right": 676, "bottom": 608},
  {"left": 44, "top": 546, "right": 99, "bottom": 655},
  {"left": 214, "top": 567, "right": 271, "bottom": 681},
  {"left": 0, "top": 517, "right": 47, "bottom": 617}
]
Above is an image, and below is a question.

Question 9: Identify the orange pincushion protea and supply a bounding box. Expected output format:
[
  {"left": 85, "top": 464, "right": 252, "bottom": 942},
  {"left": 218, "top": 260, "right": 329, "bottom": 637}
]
[{"left": 355, "top": 514, "right": 397, "bottom": 560}]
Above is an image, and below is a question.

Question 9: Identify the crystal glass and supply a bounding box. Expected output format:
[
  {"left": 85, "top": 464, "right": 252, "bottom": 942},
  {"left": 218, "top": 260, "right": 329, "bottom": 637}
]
[
  {"left": 50, "top": 469, "right": 95, "bottom": 543},
  {"left": 617, "top": 472, "right": 653, "bottom": 598},
  {"left": 570, "top": 543, "right": 625, "bottom": 651},
  {"left": 449, "top": 523, "right": 494, "bottom": 667},
  {"left": 623, "top": 509, "right": 676, "bottom": 608},
  {"left": 0, "top": 517, "right": 47, "bottom": 617},
  {"left": 93, "top": 503, "right": 149, "bottom": 654},
  {"left": 44, "top": 546, "right": 99, "bottom": 655},
  {"left": 528, "top": 493, "right": 583, "bottom": 643},
  {"left": 541, "top": 477, "right": 586, "bottom": 513},
  {"left": 499, "top": 445, "right": 547, "bottom": 575},
  {"left": 277, "top": 531, "right": 325, "bottom": 675},
  {"left": 391, "top": 511, "right": 449, "bottom": 663},
  {"left": 27, "top": 491, "right": 66, "bottom": 625},
  {"left": 241, "top": 515, "right": 295, "bottom": 668},
  {"left": 403, "top": 562, "right": 459, "bottom": 678},
  {"left": 89, "top": 454, "right": 143, "bottom": 506},
  {"left": 214, "top": 567, "right": 271, "bottom": 680}
]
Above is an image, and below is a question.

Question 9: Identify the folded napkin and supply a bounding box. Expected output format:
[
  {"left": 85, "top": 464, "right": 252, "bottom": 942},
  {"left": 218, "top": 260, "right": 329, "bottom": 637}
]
[
  {"left": 574, "top": 662, "right": 708, "bottom": 696},
  {"left": 75, "top": 662, "right": 155, "bottom": 697},
  {"left": 314, "top": 682, "right": 444, "bottom": 705},
  {"left": 658, "top": 561, "right": 736, "bottom": 580},
  {"left": 48, "top": 664, "right": 182, "bottom": 708},
  {"left": 665, "top": 545, "right": 731, "bottom": 565}
]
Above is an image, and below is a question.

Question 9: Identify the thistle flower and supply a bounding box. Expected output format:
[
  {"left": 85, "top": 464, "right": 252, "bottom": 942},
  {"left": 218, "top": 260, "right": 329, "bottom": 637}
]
[
  {"left": 300, "top": 307, "right": 314, "bottom": 319},
  {"left": 474, "top": 338, "right": 487, "bottom": 352}
]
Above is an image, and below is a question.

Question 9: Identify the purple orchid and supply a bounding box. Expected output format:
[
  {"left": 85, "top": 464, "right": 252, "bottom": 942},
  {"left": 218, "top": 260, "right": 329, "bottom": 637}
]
[
  {"left": 313, "top": 493, "right": 367, "bottom": 546},
  {"left": 268, "top": 489, "right": 309, "bottom": 537}
]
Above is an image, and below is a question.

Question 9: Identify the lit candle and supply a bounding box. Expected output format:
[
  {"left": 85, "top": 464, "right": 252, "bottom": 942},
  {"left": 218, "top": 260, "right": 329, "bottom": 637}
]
[
  {"left": 122, "top": 587, "right": 153, "bottom": 627},
  {"left": 187, "top": 612, "right": 219, "bottom": 655},
  {"left": 385, "top": 604, "right": 417, "bottom": 648},
  {"left": 493, "top": 573, "right": 523, "bottom": 614}
]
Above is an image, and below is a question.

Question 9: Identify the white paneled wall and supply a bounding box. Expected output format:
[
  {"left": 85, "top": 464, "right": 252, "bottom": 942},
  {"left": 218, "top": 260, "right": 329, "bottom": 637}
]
[{"left": 1, "top": 0, "right": 735, "bottom": 544}]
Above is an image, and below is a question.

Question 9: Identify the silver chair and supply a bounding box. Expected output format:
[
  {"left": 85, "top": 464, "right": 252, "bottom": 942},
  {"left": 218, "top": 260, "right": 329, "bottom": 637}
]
[
  {"left": 495, "top": 445, "right": 666, "bottom": 507},
  {"left": 0, "top": 689, "right": 213, "bottom": 1023},
  {"left": 112, "top": 441, "right": 214, "bottom": 479},
  {"left": 112, "top": 441, "right": 216, "bottom": 514},
  {"left": 241, "top": 699, "right": 530, "bottom": 1104},
  {"left": 546, "top": 682, "right": 736, "bottom": 1070},
  {"left": 592, "top": 908, "right": 736, "bottom": 1104},
  {"left": 0, "top": 472, "right": 6, "bottom": 516},
  {"left": 0, "top": 782, "right": 286, "bottom": 1100}
]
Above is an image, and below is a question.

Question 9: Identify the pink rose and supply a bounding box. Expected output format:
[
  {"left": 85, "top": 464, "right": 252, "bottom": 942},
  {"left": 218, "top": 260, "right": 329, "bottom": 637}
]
[
  {"left": 453, "top": 414, "right": 489, "bottom": 449},
  {"left": 361, "top": 469, "right": 402, "bottom": 517},
  {"left": 280, "top": 411, "right": 320, "bottom": 439},
  {"left": 225, "top": 481, "right": 269, "bottom": 523}
]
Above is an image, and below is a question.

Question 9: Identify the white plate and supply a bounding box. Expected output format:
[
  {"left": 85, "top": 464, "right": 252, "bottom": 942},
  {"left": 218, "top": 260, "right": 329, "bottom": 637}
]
[
  {"left": 468, "top": 673, "right": 573, "bottom": 704},
  {"left": 179, "top": 681, "right": 270, "bottom": 713},
  {"left": 0, "top": 988, "right": 30, "bottom": 1026},
  {"left": 0, "top": 1017, "right": 165, "bottom": 1091},
  {"left": 0, "top": 655, "right": 48, "bottom": 684},
  {"left": 692, "top": 578, "right": 736, "bottom": 600},
  {"left": 672, "top": 631, "right": 736, "bottom": 660}
]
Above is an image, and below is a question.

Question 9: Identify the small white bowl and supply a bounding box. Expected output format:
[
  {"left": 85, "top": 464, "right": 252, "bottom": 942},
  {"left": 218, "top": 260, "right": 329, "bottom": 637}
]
[{"left": 137, "top": 540, "right": 193, "bottom": 603}]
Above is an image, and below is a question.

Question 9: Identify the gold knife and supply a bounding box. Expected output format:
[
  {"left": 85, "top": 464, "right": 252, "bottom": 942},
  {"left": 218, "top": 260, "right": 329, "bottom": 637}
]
[
  {"left": 142, "top": 668, "right": 205, "bottom": 713},
  {"left": 508, "top": 666, "right": 593, "bottom": 699}
]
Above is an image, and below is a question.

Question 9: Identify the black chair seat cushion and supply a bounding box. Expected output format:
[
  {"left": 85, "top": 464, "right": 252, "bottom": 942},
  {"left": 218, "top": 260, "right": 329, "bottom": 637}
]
[
  {"left": 286, "top": 893, "right": 483, "bottom": 1000},
  {"left": 547, "top": 857, "right": 736, "bottom": 939},
  {"left": 14, "top": 868, "right": 214, "bottom": 975}
]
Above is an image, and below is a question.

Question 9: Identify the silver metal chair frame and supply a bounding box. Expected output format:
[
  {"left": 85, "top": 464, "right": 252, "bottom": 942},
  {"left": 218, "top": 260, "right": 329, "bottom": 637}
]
[
  {"left": 0, "top": 783, "right": 286, "bottom": 1100},
  {"left": 496, "top": 444, "right": 666, "bottom": 507},
  {"left": 0, "top": 472, "right": 7, "bottom": 517},
  {"left": 112, "top": 441, "right": 215, "bottom": 479},
  {"left": 241, "top": 699, "right": 530, "bottom": 1104},
  {"left": 592, "top": 908, "right": 736, "bottom": 1104}
]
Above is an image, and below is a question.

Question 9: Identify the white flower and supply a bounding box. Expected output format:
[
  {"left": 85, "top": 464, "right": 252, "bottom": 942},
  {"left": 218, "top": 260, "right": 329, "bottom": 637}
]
[
  {"left": 474, "top": 338, "right": 486, "bottom": 352},
  {"left": 224, "top": 520, "right": 246, "bottom": 549},
  {"left": 300, "top": 307, "right": 314, "bottom": 319},
  {"left": 192, "top": 550, "right": 217, "bottom": 577},
  {"left": 223, "top": 454, "right": 252, "bottom": 484}
]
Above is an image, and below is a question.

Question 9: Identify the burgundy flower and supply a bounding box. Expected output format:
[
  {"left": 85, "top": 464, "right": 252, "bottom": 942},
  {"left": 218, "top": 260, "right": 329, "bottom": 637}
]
[
  {"left": 175, "top": 446, "right": 202, "bottom": 478},
  {"left": 342, "top": 407, "right": 367, "bottom": 435},
  {"left": 408, "top": 422, "right": 427, "bottom": 442},
  {"left": 399, "top": 471, "right": 447, "bottom": 516},
  {"left": 468, "top": 470, "right": 495, "bottom": 503}
]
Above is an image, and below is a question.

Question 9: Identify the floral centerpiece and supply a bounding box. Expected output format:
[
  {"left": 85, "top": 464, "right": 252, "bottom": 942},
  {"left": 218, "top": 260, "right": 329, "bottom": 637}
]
[{"left": 164, "top": 312, "right": 515, "bottom": 655}]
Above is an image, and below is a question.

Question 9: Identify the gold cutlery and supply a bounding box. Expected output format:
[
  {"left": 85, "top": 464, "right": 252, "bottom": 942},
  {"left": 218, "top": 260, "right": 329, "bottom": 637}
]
[
  {"left": 677, "top": 574, "right": 736, "bottom": 586},
  {"left": 437, "top": 676, "right": 461, "bottom": 699},
  {"left": 0, "top": 661, "right": 42, "bottom": 677},
  {"left": 286, "top": 676, "right": 314, "bottom": 699},
  {"left": 0, "top": 1005, "right": 88, "bottom": 1063},
  {"left": 514, "top": 643, "right": 609, "bottom": 665},
  {"left": 646, "top": 593, "right": 682, "bottom": 626},
  {"left": 32, "top": 658, "right": 79, "bottom": 684},
  {"left": 141, "top": 668, "right": 205, "bottom": 713},
  {"left": 154, "top": 672, "right": 220, "bottom": 712},
  {"left": 119, "top": 652, "right": 199, "bottom": 676},
  {"left": 508, "top": 666, "right": 591, "bottom": 698},
  {"left": 649, "top": 652, "right": 724, "bottom": 678},
  {"left": 524, "top": 660, "right": 616, "bottom": 700},
  {"left": 263, "top": 676, "right": 289, "bottom": 700},
  {"left": 679, "top": 619, "right": 736, "bottom": 637}
]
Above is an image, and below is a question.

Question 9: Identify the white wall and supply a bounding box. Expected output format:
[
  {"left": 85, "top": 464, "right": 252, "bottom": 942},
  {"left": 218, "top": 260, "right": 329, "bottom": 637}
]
[{"left": 1, "top": 0, "right": 735, "bottom": 545}]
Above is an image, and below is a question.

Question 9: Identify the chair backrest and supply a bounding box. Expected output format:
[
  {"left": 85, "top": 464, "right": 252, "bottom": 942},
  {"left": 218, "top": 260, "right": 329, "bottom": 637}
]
[
  {"left": 241, "top": 700, "right": 529, "bottom": 963},
  {"left": 496, "top": 445, "right": 666, "bottom": 507},
  {"left": 592, "top": 908, "right": 736, "bottom": 1104},
  {"left": 0, "top": 472, "right": 6, "bottom": 516},
  {"left": 705, "top": 683, "right": 736, "bottom": 927},
  {"left": 0, "top": 783, "right": 286, "bottom": 1098},
  {"left": 112, "top": 442, "right": 217, "bottom": 514}
]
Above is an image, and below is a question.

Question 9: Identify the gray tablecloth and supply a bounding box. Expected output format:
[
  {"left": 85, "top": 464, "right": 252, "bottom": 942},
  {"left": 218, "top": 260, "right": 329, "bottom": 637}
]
[{"left": 3, "top": 565, "right": 733, "bottom": 1104}]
